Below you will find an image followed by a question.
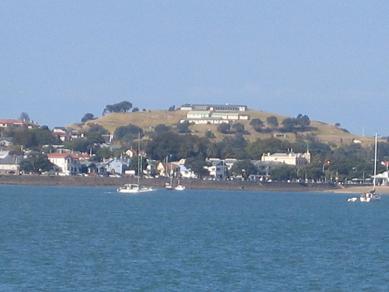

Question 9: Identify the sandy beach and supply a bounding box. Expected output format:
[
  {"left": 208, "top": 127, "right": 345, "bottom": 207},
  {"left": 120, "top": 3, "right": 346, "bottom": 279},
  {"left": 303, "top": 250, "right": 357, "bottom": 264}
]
[{"left": 332, "top": 185, "right": 389, "bottom": 195}]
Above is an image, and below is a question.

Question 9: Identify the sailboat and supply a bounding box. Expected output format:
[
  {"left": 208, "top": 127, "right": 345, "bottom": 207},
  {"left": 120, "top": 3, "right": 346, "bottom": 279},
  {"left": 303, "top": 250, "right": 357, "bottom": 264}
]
[
  {"left": 164, "top": 157, "right": 174, "bottom": 190},
  {"left": 117, "top": 133, "right": 153, "bottom": 194},
  {"left": 348, "top": 133, "right": 380, "bottom": 202},
  {"left": 174, "top": 179, "right": 186, "bottom": 191}
]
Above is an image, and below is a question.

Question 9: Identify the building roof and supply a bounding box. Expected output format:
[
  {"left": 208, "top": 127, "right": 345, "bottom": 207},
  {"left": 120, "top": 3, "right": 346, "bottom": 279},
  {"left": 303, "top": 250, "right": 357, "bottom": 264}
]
[
  {"left": 0, "top": 119, "right": 25, "bottom": 125},
  {"left": 47, "top": 153, "right": 72, "bottom": 159},
  {"left": 0, "top": 151, "right": 22, "bottom": 164}
]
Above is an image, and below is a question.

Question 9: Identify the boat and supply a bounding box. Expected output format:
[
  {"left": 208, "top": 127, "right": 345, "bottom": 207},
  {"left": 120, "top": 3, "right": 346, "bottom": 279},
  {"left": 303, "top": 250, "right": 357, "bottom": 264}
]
[
  {"left": 164, "top": 156, "right": 174, "bottom": 190},
  {"left": 117, "top": 133, "right": 153, "bottom": 194},
  {"left": 174, "top": 184, "right": 186, "bottom": 191},
  {"left": 348, "top": 133, "right": 381, "bottom": 202},
  {"left": 117, "top": 183, "right": 153, "bottom": 193},
  {"left": 165, "top": 182, "right": 173, "bottom": 190}
]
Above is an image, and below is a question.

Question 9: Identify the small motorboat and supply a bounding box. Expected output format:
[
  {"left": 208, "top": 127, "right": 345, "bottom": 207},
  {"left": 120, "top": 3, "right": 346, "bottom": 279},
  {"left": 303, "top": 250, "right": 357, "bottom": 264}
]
[{"left": 175, "top": 184, "right": 186, "bottom": 191}]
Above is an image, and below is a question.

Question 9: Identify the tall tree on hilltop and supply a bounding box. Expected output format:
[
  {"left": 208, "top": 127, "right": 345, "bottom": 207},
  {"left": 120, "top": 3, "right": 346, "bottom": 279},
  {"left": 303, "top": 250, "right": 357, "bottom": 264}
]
[
  {"left": 266, "top": 116, "right": 279, "bottom": 128},
  {"left": 19, "top": 112, "right": 30, "bottom": 122},
  {"left": 103, "top": 101, "right": 133, "bottom": 115},
  {"left": 81, "top": 113, "right": 95, "bottom": 123}
]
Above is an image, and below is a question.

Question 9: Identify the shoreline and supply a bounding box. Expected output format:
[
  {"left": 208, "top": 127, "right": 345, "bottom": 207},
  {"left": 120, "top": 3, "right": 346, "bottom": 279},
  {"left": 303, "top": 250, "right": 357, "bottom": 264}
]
[
  {"left": 0, "top": 175, "right": 336, "bottom": 192},
  {"left": 2, "top": 175, "right": 389, "bottom": 194}
]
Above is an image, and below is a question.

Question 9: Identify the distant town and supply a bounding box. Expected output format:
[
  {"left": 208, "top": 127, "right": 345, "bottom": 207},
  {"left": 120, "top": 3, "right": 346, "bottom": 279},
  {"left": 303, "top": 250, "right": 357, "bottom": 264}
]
[{"left": 0, "top": 101, "right": 388, "bottom": 186}]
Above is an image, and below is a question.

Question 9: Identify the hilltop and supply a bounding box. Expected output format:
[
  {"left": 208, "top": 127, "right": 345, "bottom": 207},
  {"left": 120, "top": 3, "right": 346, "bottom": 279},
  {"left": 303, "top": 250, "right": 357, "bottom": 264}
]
[{"left": 73, "top": 108, "right": 372, "bottom": 147}]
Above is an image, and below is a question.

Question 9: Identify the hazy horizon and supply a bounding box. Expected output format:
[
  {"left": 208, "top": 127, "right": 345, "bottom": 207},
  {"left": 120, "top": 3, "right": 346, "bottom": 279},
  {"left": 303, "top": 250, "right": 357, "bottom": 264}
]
[{"left": 1, "top": 1, "right": 388, "bottom": 136}]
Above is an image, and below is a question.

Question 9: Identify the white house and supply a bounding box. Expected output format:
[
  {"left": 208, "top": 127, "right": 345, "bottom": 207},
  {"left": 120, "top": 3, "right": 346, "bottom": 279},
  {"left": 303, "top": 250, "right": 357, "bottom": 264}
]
[
  {"left": 205, "top": 158, "right": 238, "bottom": 179},
  {"left": 47, "top": 153, "right": 81, "bottom": 176},
  {"left": 261, "top": 151, "right": 311, "bottom": 166},
  {"left": 374, "top": 171, "right": 389, "bottom": 186}
]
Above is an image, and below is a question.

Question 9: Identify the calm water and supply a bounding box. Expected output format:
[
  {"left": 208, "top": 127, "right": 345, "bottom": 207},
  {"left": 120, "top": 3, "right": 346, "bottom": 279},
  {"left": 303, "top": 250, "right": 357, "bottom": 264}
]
[{"left": 0, "top": 185, "right": 389, "bottom": 291}]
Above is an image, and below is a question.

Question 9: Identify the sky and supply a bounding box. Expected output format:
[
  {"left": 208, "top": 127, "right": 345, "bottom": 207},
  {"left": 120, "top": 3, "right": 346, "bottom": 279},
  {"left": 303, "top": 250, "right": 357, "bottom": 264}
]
[{"left": 1, "top": 0, "right": 388, "bottom": 136}]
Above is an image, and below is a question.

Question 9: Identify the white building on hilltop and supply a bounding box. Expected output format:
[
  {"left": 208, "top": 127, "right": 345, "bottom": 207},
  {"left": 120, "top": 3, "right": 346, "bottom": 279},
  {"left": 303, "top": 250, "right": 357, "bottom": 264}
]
[{"left": 261, "top": 150, "right": 311, "bottom": 166}]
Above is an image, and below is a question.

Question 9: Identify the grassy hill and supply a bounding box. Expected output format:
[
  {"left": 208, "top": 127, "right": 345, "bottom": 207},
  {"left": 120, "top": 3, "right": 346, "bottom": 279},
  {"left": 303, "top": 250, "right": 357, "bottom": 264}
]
[{"left": 75, "top": 109, "right": 373, "bottom": 146}]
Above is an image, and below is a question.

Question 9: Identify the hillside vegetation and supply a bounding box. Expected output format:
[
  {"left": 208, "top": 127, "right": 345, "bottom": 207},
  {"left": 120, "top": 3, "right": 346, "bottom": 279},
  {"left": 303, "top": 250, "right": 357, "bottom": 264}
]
[{"left": 75, "top": 109, "right": 372, "bottom": 146}]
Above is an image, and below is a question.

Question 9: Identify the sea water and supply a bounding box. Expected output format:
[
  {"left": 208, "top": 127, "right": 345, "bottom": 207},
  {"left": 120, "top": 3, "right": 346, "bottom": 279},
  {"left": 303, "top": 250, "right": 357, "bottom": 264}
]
[{"left": 0, "top": 185, "right": 389, "bottom": 291}]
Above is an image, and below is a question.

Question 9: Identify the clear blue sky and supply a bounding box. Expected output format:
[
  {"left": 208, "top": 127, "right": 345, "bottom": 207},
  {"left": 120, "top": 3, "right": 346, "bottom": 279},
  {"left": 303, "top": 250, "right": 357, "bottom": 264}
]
[{"left": 1, "top": 1, "right": 388, "bottom": 135}]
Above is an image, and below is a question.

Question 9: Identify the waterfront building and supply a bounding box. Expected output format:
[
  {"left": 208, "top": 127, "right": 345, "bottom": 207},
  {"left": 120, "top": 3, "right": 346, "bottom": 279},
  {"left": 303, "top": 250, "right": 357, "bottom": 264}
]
[
  {"left": 261, "top": 150, "right": 311, "bottom": 166},
  {"left": 47, "top": 153, "right": 81, "bottom": 176},
  {"left": 0, "top": 151, "right": 22, "bottom": 175}
]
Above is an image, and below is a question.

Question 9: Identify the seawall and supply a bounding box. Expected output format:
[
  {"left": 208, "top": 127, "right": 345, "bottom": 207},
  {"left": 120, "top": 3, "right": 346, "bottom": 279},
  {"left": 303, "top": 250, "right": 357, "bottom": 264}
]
[{"left": 0, "top": 175, "right": 339, "bottom": 192}]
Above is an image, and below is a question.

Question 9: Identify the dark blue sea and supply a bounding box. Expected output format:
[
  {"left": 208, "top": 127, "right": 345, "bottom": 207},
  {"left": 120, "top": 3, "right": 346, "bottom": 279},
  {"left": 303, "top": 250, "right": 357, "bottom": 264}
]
[{"left": 1, "top": 185, "right": 389, "bottom": 291}]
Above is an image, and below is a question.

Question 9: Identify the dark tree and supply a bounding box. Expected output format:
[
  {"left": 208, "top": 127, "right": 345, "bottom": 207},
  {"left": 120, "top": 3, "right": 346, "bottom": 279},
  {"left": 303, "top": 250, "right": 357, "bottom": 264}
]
[
  {"left": 85, "top": 124, "right": 108, "bottom": 144},
  {"left": 185, "top": 157, "right": 209, "bottom": 178},
  {"left": 296, "top": 114, "right": 310, "bottom": 128},
  {"left": 266, "top": 116, "right": 279, "bottom": 128},
  {"left": 132, "top": 107, "right": 139, "bottom": 112},
  {"left": 217, "top": 123, "right": 231, "bottom": 134},
  {"left": 103, "top": 101, "right": 133, "bottom": 115},
  {"left": 231, "top": 160, "right": 257, "bottom": 179},
  {"left": 154, "top": 124, "right": 171, "bottom": 136},
  {"left": 270, "top": 165, "right": 298, "bottom": 181},
  {"left": 20, "top": 152, "right": 54, "bottom": 173},
  {"left": 11, "top": 128, "right": 57, "bottom": 148},
  {"left": 205, "top": 130, "right": 216, "bottom": 139},
  {"left": 19, "top": 112, "right": 30, "bottom": 122},
  {"left": 281, "top": 118, "right": 297, "bottom": 131},
  {"left": 232, "top": 123, "right": 245, "bottom": 134},
  {"left": 81, "top": 113, "right": 95, "bottom": 123},
  {"left": 114, "top": 124, "right": 142, "bottom": 142},
  {"left": 64, "top": 138, "right": 90, "bottom": 152},
  {"left": 177, "top": 121, "right": 191, "bottom": 134},
  {"left": 168, "top": 105, "right": 175, "bottom": 111},
  {"left": 250, "top": 118, "right": 264, "bottom": 132}
]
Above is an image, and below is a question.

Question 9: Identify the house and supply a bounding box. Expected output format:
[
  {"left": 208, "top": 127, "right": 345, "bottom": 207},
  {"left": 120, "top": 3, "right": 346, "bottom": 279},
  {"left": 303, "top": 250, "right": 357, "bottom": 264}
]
[
  {"left": 52, "top": 127, "right": 69, "bottom": 142},
  {"left": 261, "top": 150, "right": 311, "bottom": 166},
  {"left": 104, "top": 158, "right": 130, "bottom": 175},
  {"left": 374, "top": 171, "right": 389, "bottom": 186},
  {"left": 205, "top": 158, "right": 237, "bottom": 179},
  {"left": 47, "top": 153, "right": 81, "bottom": 176},
  {"left": 156, "top": 162, "right": 180, "bottom": 177},
  {"left": 0, "top": 119, "right": 26, "bottom": 128},
  {"left": 0, "top": 151, "right": 22, "bottom": 175},
  {"left": 125, "top": 148, "right": 146, "bottom": 158}
]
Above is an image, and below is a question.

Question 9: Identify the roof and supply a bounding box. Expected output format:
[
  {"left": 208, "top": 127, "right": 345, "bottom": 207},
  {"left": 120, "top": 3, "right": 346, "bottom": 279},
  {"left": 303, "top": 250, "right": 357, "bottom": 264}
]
[
  {"left": 0, "top": 151, "right": 22, "bottom": 164},
  {"left": 47, "top": 153, "right": 72, "bottom": 159},
  {"left": 0, "top": 119, "right": 25, "bottom": 125},
  {"left": 48, "top": 152, "right": 91, "bottom": 160}
]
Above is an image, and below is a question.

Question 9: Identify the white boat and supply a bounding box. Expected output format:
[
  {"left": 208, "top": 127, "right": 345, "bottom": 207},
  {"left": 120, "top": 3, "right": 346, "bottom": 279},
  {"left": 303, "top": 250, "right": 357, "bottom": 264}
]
[
  {"left": 117, "top": 183, "right": 153, "bottom": 193},
  {"left": 348, "top": 134, "right": 381, "bottom": 202},
  {"left": 359, "top": 134, "right": 380, "bottom": 202},
  {"left": 175, "top": 185, "right": 186, "bottom": 191},
  {"left": 165, "top": 182, "right": 173, "bottom": 190},
  {"left": 117, "top": 133, "right": 153, "bottom": 194}
]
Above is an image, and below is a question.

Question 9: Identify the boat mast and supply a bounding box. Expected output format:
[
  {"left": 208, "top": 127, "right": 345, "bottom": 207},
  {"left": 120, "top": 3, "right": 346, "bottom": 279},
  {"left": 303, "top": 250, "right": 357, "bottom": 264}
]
[
  {"left": 373, "top": 133, "right": 378, "bottom": 189},
  {"left": 137, "top": 132, "right": 141, "bottom": 185}
]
